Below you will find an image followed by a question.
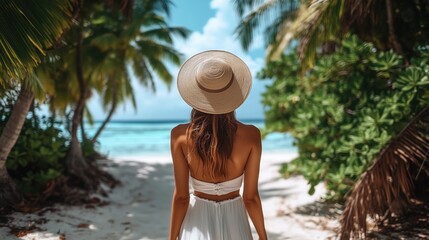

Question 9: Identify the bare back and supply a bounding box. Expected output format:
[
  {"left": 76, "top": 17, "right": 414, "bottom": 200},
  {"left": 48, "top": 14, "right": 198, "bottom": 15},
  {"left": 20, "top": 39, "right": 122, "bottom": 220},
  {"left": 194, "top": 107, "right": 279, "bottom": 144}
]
[{"left": 171, "top": 121, "right": 262, "bottom": 202}]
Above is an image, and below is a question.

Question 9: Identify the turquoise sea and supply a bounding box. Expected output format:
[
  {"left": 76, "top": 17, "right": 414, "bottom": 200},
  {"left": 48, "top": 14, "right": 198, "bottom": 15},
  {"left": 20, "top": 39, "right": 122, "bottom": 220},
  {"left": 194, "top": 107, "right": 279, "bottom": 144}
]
[{"left": 84, "top": 120, "right": 296, "bottom": 157}]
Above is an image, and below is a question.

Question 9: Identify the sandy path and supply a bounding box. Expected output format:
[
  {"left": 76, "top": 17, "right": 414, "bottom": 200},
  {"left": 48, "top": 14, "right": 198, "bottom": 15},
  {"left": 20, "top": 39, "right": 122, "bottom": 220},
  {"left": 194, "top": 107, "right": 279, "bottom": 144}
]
[
  {"left": 0, "top": 152, "right": 338, "bottom": 239},
  {"left": 257, "top": 153, "right": 339, "bottom": 239}
]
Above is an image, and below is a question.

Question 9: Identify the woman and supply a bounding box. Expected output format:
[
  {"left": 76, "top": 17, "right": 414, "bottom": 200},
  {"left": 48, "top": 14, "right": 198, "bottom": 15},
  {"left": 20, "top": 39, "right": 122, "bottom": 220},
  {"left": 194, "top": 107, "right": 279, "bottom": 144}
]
[{"left": 169, "top": 50, "right": 267, "bottom": 240}]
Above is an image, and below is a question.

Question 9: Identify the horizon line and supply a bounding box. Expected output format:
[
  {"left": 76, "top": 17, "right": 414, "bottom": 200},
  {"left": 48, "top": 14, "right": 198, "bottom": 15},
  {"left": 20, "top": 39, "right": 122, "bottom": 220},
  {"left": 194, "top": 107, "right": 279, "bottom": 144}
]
[{"left": 89, "top": 118, "right": 265, "bottom": 123}]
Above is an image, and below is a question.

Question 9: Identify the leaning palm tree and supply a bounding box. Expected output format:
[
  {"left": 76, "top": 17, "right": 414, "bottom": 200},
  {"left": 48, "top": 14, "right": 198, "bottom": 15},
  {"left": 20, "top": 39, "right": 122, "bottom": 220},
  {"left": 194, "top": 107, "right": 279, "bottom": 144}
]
[
  {"left": 88, "top": 0, "right": 189, "bottom": 143},
  {"left": 234, "top": 0, "right": 301, "bottom": 59},
  {"left": 0, "top": 0, "right": 72, "bottom": 208},
  {"left": 235, "top": 0, "right": 425, "bottom": 67},
  {"left": 41, "top": 0, "right": 118, "bottom": 190},
  {"left": 37, "top": 0, "right": 188, "bottom": 190},
  {"left": 234, "top": 0, "right": 352, "bottom": 64}
]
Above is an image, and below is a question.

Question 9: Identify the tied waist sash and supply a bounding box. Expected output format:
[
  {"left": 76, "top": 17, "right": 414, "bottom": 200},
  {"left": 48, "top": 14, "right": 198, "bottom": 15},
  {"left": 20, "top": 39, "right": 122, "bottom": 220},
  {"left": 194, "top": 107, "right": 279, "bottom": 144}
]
[{"left": 190, "top": 173, "right": 244, "bottom": 195}]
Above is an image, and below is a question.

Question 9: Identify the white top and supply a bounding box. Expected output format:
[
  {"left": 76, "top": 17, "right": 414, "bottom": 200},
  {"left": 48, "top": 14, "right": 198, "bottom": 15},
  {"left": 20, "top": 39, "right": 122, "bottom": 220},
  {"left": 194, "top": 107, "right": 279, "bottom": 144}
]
[{"left": 190, "top": 173, "right": 244, "bottom": 196}]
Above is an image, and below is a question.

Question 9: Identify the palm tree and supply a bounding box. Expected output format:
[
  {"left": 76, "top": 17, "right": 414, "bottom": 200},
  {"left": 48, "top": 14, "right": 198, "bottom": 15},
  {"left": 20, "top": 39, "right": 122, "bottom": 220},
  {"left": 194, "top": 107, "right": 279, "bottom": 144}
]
[
  {"left": 88, "top": 0, "right": 189, "bottom": 143},
  {"left": 38, "top": 0, "right": 188, "bottom": 190},
  {"left": 0, "top": 0, "right": 72, "bottom": 208},
  {"left": 235, "top": 0, "right": 429, "bottom": 67},
  {"left": 234, "top": 0, "right": 301, "bottom": 59},
  {"left": 0, "top": 0, "right": 72, "bottom": 80},
  {"left": 0, "top": 81, "right": 34, "bottom": 207},
  {"left": 44, "top": 0, "right": 121, "bottom": 190},
  {"left": 234, "top": 0, "right": 359, "bottom": 66}
]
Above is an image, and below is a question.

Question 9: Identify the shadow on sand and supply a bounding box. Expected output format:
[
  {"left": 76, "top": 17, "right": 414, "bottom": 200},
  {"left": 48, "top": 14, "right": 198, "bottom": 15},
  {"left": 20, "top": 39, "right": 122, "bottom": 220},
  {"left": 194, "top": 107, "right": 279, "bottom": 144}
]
[{"left": 1, "top": 158, "right": 291, "bottom": 239}]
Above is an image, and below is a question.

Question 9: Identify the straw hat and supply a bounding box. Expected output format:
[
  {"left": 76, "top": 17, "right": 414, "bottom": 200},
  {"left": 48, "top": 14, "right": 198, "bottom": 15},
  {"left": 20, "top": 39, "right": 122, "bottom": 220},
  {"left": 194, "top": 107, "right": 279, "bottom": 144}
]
[{"left": 177, "top": 50, "right": 252, "bottom": 114}]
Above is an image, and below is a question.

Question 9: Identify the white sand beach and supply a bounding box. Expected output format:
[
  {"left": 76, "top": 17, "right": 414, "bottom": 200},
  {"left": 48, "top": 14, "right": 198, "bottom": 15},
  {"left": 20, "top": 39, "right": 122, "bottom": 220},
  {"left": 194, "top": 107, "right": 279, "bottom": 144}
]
[{"left": 0, "top": 152, "right": 339, "bottom": 240}]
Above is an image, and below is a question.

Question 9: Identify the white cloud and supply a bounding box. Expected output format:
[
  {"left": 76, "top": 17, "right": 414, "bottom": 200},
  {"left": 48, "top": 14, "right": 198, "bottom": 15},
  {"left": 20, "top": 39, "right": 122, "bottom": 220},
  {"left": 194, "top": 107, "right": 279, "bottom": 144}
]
[
  {"left": 88, "top": 0, "right": 266, "bottom": 120},
  {"left": 177, "top": 0, "right": 262, "bottom": 57},
  {"left": 211, "top": 0, "right": 228, "bottom": 8},
  {"left": 176, "top": 0, "right": 265, "bottom": 82}
]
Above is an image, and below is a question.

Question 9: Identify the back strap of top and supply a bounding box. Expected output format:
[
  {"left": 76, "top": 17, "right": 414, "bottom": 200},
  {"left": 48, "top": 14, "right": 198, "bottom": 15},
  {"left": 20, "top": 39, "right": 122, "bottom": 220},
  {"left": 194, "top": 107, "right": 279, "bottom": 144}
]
[{"left": 190, "top": 174, "right": 244, "bottom": 196}]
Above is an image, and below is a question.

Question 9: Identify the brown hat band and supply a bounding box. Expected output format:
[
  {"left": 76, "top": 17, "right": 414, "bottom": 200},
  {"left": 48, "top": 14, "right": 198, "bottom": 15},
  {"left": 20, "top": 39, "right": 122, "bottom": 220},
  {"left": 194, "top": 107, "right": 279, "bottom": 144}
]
[{"left": 196, "top": 75, "right": 234, "bottom": 93}]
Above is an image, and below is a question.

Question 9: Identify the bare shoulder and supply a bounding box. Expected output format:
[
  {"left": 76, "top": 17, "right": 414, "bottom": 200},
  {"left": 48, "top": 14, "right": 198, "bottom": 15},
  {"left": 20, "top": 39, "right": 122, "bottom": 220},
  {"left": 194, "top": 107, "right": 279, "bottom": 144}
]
[
  {"left": 237, "top": 122, "right": 261, "bottom": 141},
  {"left": 170, "top": 124, "right": 189, "bottom": 160},
  {"left": 171, "top": 123, "right": 189, "bottom": 141}
]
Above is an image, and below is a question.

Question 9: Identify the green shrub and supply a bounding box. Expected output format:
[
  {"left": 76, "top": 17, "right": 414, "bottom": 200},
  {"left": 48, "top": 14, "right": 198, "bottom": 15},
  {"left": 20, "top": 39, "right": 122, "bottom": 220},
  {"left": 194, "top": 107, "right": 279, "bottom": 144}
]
[
  {"left": 260, "top": 35, "right": 429, "bottom": 201},
  {"left": 81, "top": 137, "right": 102, "bottom": 161},
  {"left": 2, "top": 115, "right": 69, "bottom": 193}
]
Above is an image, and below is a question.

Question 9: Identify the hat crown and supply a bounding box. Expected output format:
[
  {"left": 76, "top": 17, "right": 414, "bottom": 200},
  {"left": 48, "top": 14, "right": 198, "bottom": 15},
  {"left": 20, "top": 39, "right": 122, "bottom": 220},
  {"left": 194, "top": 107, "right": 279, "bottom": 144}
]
[
  {"left": 177, "top": 50, "right": 252, "bottom": 114},
  {"left": 195, "top": 58, "right": 233, "bottom": 92}
]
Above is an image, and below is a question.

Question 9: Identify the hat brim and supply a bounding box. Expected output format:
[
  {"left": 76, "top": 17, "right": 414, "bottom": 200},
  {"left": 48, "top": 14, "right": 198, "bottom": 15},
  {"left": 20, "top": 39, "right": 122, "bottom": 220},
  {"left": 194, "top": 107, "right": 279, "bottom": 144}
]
[{"left": 177, "top": 50, "right": 252, "bottom": 114}]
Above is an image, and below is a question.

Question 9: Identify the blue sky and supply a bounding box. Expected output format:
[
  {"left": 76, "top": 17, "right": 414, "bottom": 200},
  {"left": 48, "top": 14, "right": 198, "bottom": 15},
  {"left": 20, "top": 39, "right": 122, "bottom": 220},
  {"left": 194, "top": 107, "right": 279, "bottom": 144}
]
[{"left": 88, "top": 0, "right": 268, "bottom": 121}]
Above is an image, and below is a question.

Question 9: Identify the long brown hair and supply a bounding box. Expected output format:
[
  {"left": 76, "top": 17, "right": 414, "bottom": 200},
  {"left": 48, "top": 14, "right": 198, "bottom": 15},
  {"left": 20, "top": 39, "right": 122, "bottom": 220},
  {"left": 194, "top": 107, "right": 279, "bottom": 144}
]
[{"left": 187, "top": 109, "right": 238, "bottom": 178}]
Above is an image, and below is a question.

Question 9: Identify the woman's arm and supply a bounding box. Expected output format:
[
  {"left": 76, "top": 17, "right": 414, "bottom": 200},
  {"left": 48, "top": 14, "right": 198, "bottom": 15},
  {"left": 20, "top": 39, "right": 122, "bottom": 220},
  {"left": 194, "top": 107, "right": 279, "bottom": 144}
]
[
  {"left": 243, "top": 126, "right": 267, "bottom": 240},
  {"left": 169, "top": 126, "right": 190, "bottom": 240}
]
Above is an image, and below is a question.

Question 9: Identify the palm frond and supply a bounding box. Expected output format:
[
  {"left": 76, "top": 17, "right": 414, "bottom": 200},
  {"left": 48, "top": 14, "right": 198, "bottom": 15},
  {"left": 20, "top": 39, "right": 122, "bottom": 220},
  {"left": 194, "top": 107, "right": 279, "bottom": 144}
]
[
  {"left": 155, "top": 44, "right": 184, "bottom": 65},
  {"left": 100, "top": 63, "right": 127, "bottom": 108},
  {"left": 84, "top": 104, "right": 94, "bottom": 125},
  {"left": 122, "top": 73, "right": 137, "bottom": 111},
  {"left": 136, "top": 39, "right": 183, "bottom": 65},
  {"left": 134, "top": 0, "right": 171, "bottom": 20},
  {"left": 234, "top": 0, "right": 270, "bottom": 16},
  {"left": 0, "top": 0, "right": 72, "bottom": 79},
  {"left": 340, "top": 104, "right": 429, "bottom": 239},
  {"left": 234, "top": 0, "right": 297, "bottom": 50},
  {"left": 142, "top": 27, "right": 190, "bottom": 45},
  {"left": 131, "top": 52, "right": 155, "bottom": 92},
  {"left": 89, "top": 33, "right": 121, "bottom": 51},
  {"left": 21, "top": 71, "right": 46, "bottom": 101},
  {"left": 145, "top": 56, "right": 172, "bottom": 87},
  {"left": 0, "top": 77, "right": 17, "bottom": 92},
  {"left": 234, "top": 0, "right": 255, "bottom": 16},
  {"left": 264, "top": 7, "right": 296, "bottom": 48},
  {"left": 265, "top": 6, "right": 301, "bottom": 60},
  {"left": 296, "top": 0, "right": 344, "bottom": 69},
  {"left": 137, "top": 13, "right": 166, "bottom": 26},
  {"left": 35, "top": 64, "right": 57, "bottom": 96},
  {"left": 149, "top": 0, "right": 172, "bottom": 17}
]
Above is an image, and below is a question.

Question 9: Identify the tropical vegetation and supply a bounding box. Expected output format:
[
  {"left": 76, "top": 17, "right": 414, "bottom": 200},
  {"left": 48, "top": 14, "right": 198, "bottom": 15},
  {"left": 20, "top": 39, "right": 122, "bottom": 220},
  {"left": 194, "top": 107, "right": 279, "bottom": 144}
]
[
  {"left": 235, "top": 0, "right": 429, "bottom": 238},
  {"left": 0, "top": 0, "right": 188, "bottom": 210},
  {"left": 0, "top": 0, "right": 73, "bottom": 208}
]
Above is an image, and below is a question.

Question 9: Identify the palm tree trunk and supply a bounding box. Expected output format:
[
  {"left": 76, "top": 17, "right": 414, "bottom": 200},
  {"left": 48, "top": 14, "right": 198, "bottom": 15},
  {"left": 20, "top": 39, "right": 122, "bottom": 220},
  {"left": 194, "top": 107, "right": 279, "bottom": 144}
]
[
  {"left": 65, "top": 0, "right": 98, "bottom": 190},
  {"left": 91, "top": 100, "right": 116, "bottom": 144},
  {"left": 65, "top": 1, "right": 117, "bottom": 190},
  {"left": 80, "top": 103, "right": 87, "bottom": 142},
  {"left": 0, "top": 84, "right": 34, "bottom": 207},
  {"left": 385, "top": 0, "right": 406, "bottom": 59},
  {"left": 30, "top": 98, "right": 38, "bottom": 125},
  {"left": 91, "top": 80, "right": 118, "bottom": 144}
]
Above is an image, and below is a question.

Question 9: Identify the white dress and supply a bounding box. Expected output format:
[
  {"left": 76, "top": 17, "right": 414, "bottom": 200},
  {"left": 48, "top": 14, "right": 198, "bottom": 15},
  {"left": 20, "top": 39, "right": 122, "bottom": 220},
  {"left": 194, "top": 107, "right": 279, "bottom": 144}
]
[{"left": 179, "top": 174, "right": 253, "bottom": 240}]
